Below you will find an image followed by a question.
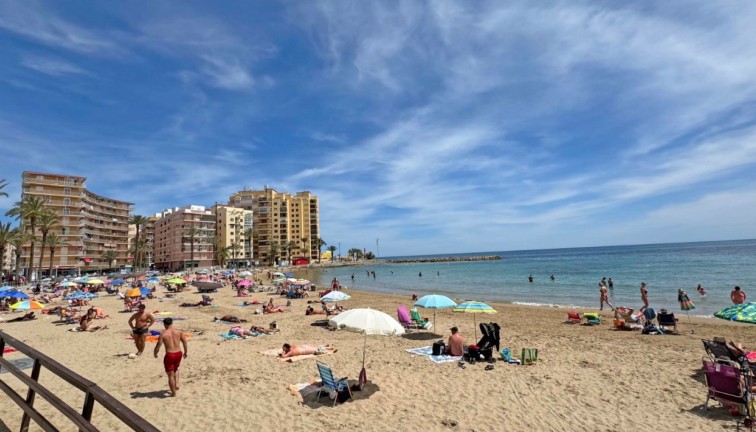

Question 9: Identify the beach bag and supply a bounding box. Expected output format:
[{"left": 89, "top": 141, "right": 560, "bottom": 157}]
[
  {"left": 521, "top": 348, "right": 538, "bottom": 365},
  {"left": 432, "top": 340, "right": 446, "bottom": 356}
]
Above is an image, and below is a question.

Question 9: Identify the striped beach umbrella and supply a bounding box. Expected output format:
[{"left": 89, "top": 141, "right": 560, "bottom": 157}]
[
  {"left": 453, "top": 301, "right": 497, "bottom": 339},
  {"left": 86, "top": 279, "right": 105, "bottom": 285},
  {"left": 677, "top": 289, "right": 696, "bottom": 333},
  {"left": 10, "top": 300, "right": 46, "bottom": 310}
]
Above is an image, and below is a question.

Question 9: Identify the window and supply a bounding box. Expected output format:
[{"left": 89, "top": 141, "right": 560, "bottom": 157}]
[
  {"left": 64, "top": 178, "right": 74, "bottom": 186},
  {"left": 63, "top": 198, "right": 70, "bottom": 205},
  {"left": 63, "top": 208, "right": 70, "bottom": 215},
  {"left": 64, "top": 188, "right": 71, "bottom": 195}
]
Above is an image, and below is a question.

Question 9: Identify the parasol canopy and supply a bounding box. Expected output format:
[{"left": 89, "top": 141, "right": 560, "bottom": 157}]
[
  {"left": 167, "top": 278, "right": 187, "bottom": 285},
  {"left": 714, "top": 303, "right": 756, "bottom": 324},
  {"left": 321, "top": 291, "right": 351, "bottom": 303},
  {"left": 10, "top": 300, "right": 45, "bottom": 310},
  {"left": 126, "top": 288, "right": 142, "bottom": 298},
  {"left": 453, "top": 301, "right": 497, "bottom": 339},
  {"left": 414, "top": 294, "right": 457, "bottom": 329}
]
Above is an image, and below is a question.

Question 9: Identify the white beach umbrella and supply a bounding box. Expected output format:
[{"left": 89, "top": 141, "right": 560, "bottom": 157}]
[
  {"left": 329, "top": 308, "right": 405, "bottom": 388},
  {"left": 320, "top": 291, "right": 351, "bottom": 302}
]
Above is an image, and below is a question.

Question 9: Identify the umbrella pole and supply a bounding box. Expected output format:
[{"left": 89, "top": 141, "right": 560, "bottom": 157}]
[
  {"left": 473, "top": 314, "right": 477, "bottom": 340},
  {"left": 362, "top": 332, "right": 367, "bottom": 369},
  {"left": 433, "top": 310, "right": 437, "bottom": 331},
  {"left": 686, "top": 311, "right": 695, "bottom": 334}
]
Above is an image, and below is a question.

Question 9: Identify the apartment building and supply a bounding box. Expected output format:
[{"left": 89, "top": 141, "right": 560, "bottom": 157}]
[
  {"left": 20, "top": 172, "right": 132, "bottom": 276},
  {"left": 228, "top": 187, "right": 319, "bottom": 265},
  {"left": 152, "top": 205, "right": 215, "bottom": 271},
  {"left": 212, "top": 205, "right": 254, "bottom": 268},
  {"left": 1, "top": 243, "right": 16, "bottom": 276}
]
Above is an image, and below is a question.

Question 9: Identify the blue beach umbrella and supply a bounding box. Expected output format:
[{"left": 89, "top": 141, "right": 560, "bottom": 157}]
[
  {"left": 714, "top": 303, "right": 756, "bottom": 324},
  {"left": 0, "top": 285, "right": 15, "bottom": 292},
  {"left": 453, "top": 301, "right": 497, "bottom": 339},
  {"left": 1, "top": 290, "right": 30, "bottom": 300},
  {"left": 110, "top": 278, "right": 125, "bottom": 286},
  {"left": 414, "top": 294, "right": 457, "bottom": 329},
  {"left": 139, "top": 287, "right": 152, "bottom": 297}
]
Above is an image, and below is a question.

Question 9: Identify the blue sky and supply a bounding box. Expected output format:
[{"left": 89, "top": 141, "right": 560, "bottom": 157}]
[{"left": 1, "top": 1, "right": 756, "bottom": 256}]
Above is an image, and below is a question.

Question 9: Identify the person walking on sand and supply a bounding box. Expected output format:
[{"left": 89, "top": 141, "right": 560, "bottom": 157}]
[
  {"left": 599, "top": 282, "right": 614, "bottom": 311},
  {"left": 639, "top": 282, "right": 649, "bottom": 313},
  {"left": 731, "top": 286, "right": 747, "bottom": 305},
  {"left": 154, "top": 318, "right": 188, "bottom": 397},
  {"left": 128, "top": 304, "right": 155, "bottom": 356}
]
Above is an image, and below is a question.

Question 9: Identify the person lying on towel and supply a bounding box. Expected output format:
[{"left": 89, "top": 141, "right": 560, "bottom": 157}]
[{"left": 279, "top": 343, "right": 336, "bottom": 358}]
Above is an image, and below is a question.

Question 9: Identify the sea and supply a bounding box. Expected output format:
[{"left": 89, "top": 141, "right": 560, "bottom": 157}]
[{"left": 304, "top": 239, "right": 756, "bottom": 317}]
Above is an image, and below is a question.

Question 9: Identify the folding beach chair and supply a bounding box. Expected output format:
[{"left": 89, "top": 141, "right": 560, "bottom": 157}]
[
  {"left": 316, "top": 361, "right": 352, "bottom": 406},
  {"left": 583, "top": 312, "right": 601, "bottom": 325},
  {"left": 410, "top": 308, "right": 432, "bottom": 329},
  {"left": 703, "top": 339, "right": 741, "bottom": 363},
  {"left": 657, "top": 311, "right": 678, "bottom": 333},
  {"left": 702, "top": 357, "right": 755, "bottom": 424},
  {"left": 397, "top": 305, "right": 424, "bottom": 331}
]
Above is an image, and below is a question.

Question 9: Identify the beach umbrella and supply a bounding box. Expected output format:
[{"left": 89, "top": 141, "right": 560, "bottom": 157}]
[
  {"left": 167, "top": 278, "right": 186, "bottom": 284},
  {"left": 194, "top": 281, "right": 223, "bottom": 291},
  {"left": 59, "top": 281, "right": 77, "bottom": 287},
  {"left": 414, "top": 294, "right": 457, "bottom": 330},
  {"left": 64, "top": 292, "right": 97, "bottom": 300},
  {"left": 238, "top": 280, "right": 252, "bottom": 287},
  {"left": 714, "top": 303, "right": 756, "bottom": 324},
  {"left": 148, "top": 277, "right": 159, "bottom": 282},
  {"left": 139, "top": 287, "right": 152, "bottom": 297},
  {"left": 0, "top": 285, "right": 15, "bottom": 292},
  {"left": 110, "top": 278, "right": 125, "bottom": 286},
  {"left": 329, "top": 308, "right": 405, "bottom": 388},
  {"left": 1, "top": 290, "right": 29, "bottom": 300},
  {"left": 677, "top": 289, "right": 696, "bottom": 334},
  {"left": 239, "top": 271, "right": 251, "bottom": 276},
  {"left": 86, "top": 279, "right": 105, "bottom": 285},
  {"left": 321, "top": 291, "right": 351, "bottom": 302},
  {"left": 453, "top": 301, "right": 497, "bottom": 339},
  {"left": 10, "top": 300, "right": 45, "bottom": 310},
  {"left": 126, "top": 288, "right": 142, "bottom": 298}
]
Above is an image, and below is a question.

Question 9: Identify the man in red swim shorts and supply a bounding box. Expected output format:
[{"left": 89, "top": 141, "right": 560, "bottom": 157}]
[{"left": 154, "top": 318, "right": 188, "bottom": 397}]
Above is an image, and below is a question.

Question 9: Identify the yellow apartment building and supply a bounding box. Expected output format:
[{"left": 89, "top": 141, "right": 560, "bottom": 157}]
[
  {"left": 152, "top": 205, "right": 215, "bottom": 271},
  {"left": 20, "top": 172, "right": 132, "bottom": 276},
  {"left": 228, "top": 187, "right": 319, "bottom": 265},
  {"left": 212, "top": 205, "right": 254, "bottom": 268}
]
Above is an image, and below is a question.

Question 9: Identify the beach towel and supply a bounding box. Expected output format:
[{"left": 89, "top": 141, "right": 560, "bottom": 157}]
[
  {"left": 406, "top": 346, "right": 463, "bottom": 364},
  {"left": 154, "top": 317, "right": 186, "bottom": 322},
  {"left": 3, "top": 347, "right": 17, "bottom": 354},
  {"left": 287, "top": 380, "right": 322, "bottom": 398},
  {"left": 278, "top": 353, "right": 333, "bottom": 363},
  {"left": 219, "top": 333, "right": 244, "bottom": 340}
]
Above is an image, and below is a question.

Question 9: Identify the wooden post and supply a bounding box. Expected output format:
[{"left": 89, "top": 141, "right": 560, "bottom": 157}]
[
  {"left": 19, "top": 359, "right": 41, "bottom": 432},
  {"left": 81, "top": 391, "right": 95, "bottom": 428}
]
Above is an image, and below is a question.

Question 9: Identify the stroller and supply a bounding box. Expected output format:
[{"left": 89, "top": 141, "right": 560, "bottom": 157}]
[{"left": 467, "top": 323, "right": 501, "bottom": 362}]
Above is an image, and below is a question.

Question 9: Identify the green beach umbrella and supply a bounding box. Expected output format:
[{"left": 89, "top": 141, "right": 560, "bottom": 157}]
[
  {"left": 677, "top": 289, "right": 696, "bottom": 334},
  {"left": 453, "top": 301, "right": 497, "bottom": 339},
  {"left": 714, "top": 302, "right": 756, "bottom": 324}
]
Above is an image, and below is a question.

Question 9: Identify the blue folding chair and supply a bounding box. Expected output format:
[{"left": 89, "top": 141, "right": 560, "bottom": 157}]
[{"left": 316, "top": 361, "right": 352, "bottom": 406}]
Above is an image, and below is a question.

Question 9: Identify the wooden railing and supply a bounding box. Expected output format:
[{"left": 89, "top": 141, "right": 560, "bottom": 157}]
[{"left": 0, "top": 331, "right": 159, "bottom": 432}]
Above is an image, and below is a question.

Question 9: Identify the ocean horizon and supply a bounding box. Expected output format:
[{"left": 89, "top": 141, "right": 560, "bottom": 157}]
[{"left": 306, "top": 239, "right": 756, "bottom": 317}]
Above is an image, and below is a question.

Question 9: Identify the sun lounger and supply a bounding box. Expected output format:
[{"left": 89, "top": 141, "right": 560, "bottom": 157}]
[
  {"left": 410, "top": 308, "right": 432, "bottom": 329},
  {"left": 583, "top": 312, "right": 601, "bottom": 325},
  {"left": 657, "top": 311, "right": 678, "bottom": 333},
  {"left": 316, "top": 361, "right": 352, "bottom": 406},
  {"left": 397, "top": 305, "right": 426, "bottom": 331},
  {"left": 702, "top": 357, "right": 754, "bottom": 419},
  {"left": 566, "top": 311, "right": 582, "bottom": 324}
]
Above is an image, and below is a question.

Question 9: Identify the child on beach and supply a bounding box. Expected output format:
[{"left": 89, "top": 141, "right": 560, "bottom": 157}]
[{"left": 696, "top": 284, "right": 707, "bottom": 297}]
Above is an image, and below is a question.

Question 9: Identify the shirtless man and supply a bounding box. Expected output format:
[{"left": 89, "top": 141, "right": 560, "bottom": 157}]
[
  {"left": 639, "top": 282, "right": 649, "bottom": 313},
  {"left": 128, "top": 304, "right": 155, "bottom": 356},
  {"left": 154, "top": 318, "right": 188, "bottom": 397},
  {"left": 279, "top": 343, "right": 335, "bottom": 358}
]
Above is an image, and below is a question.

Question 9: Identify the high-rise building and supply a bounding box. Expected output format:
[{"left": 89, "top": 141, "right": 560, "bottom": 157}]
[
  {"left": 228, "top": 187, "right": 319, "bottom": 265},
  {"left": 1, "top": 243, "right": 16, "bottom": 275},
  {"left": 152, "top": 205, "right": 215, "bottom": 271},
  {"left": 212, "top": 205, "right": 254, "bottom": 268},
  {"left": 20, "top": 172, "right": 132, "bottom": 276}
]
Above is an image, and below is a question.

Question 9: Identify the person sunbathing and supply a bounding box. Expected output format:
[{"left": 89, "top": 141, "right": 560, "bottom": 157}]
[
  {"left": 8, "top": 312, "right": 36, "bottom": 322},
  {"left": 250, "top": 325, "right": 280, "bottom": 334},
  {"left": 242, "top": 300, "right": 261, "bottom": 305},
  {"left": 229, "top": 326, "right": 257, "bottom": 338},
  {"left": 279, "top": 343, "right": 336, "bottom": 358},
  {"left": 306, "top": 305, "right": 326, "bottom": 315},
  {"left": 264, "top": 304, "right": 287, "bottom": 314},
  {"left": 214, "top": 315, "right": 247, "bottom": 323},
  {"left": 90, "top": 307, "right": 109, "bottom": 319}
]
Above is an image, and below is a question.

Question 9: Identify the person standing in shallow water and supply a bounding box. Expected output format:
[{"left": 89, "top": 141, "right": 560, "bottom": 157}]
[
  {"left": 639, "top": 282, "right": 649, "bottom": 313},
  {"left": 599, "top": 282, "right": 614, "bottom": 311},
  {"left": 528, "top": 274, "right": 533, "bottom": 283}
]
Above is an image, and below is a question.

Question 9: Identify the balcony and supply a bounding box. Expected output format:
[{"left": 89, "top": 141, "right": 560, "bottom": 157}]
[{"left": 23, "top": 177, "right": 85, "bottom": 188}]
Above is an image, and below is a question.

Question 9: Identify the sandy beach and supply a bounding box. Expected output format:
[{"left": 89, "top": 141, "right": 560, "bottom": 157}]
[{"left": 1, "top": 280, "right": 754, "bottom": 432}]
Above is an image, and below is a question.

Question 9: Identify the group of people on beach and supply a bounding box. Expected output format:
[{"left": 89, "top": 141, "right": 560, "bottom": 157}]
[{"left": 598, "top": 279, "right": 747, "bottom": 312}]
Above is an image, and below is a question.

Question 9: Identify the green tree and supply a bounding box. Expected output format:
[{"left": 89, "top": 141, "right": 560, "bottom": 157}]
[
  {"left": 214, "top": 245, "right": 230, "bottom": 268},
  {"left": 45, "top": 233, "right": 69, "bottom": 277},
  {"left": 129, "top": 215, "right": 148, "bottom": 269},
  {"left": 365, "top": 251, "right": 376, "bottom": 260},
  {"left": 268, "top": 241, "right": 280, "bottom": 266},
  {"left": 36, "top": 209, "right": 59, "bottom": 277},
  {"left": 347, "top": 248, "right": 364, "bottom": 260},
  {"left": 327, "top": 245, "right": 337, "bottom": 262},
  {"left": 183, "top": 226, "right": 202, "bottom": 270},
  {"left": 316, "top": 237, "right": 327, "bottom": 263},
  {"left": 284, "top": 240, "right": 297, "bottom": 263},
  {"left": 229, "top": 241, "right": 243, "bottom": 268},
  {"left": 102, "top": 249, "right": 117, "bottom": 269},
  {"left": 0, "top": 222, "right": 14, "bottom": 273},
  {"left": 0, "top": 179, "right": 8, "bottom": 198},
  {"left": 6, "top": 196, "right": 47, "bottom": 280},
  {"left": 300, "top": 236, "right": 309, "bottom": 258}
]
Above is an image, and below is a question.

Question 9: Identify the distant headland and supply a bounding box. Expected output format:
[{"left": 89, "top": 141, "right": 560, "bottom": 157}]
[{"left": 385, "top": 256, "right": 502, "bottom": 264}]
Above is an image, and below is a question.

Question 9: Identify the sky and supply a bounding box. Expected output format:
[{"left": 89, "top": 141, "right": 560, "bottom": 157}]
[{"left": 1, "top": 1, "right": 756, "bottom": 257}]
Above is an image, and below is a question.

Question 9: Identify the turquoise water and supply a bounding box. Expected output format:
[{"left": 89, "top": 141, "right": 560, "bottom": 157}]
[{"left": 305, "top": 239, "right": 756, "bottom": 316}]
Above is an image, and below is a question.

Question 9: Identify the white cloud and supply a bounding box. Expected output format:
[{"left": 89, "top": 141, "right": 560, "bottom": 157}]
[{"left": 21, "top": 55, "right": 87, "bottom": 76}]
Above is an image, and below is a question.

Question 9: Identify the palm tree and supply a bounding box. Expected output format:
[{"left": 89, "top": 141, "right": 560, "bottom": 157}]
[
  {"left": 129, "top": 238, "right": 148, "bottom": 270},
  {"left": 300, "top": 236, "right": 309, "bottom": 259},
  {"left": 0, "top": 179, "right": 8, "bottom": 198},
  {"left": 284, "top": 240, "right": 297, "bottom": 263},
  {"left": 327, "top": 245, "right": 337, "bottom": 262},
  {"left": 242, "top": 228, "right": 255, "bottom": 262},
  {"left": 0, "top": 222, "right": 13, "bottom": 274},
  {"left": 316, "top": 237, "right": 327, "bottom": 263},
  {"left": 36, "top": 209, "right": 59, "bottom": 277},
  {"left": 129, "top": 215, "right": 148, "bottom": 269},
  {"left": 6, "top": 196, "right": 47, "bottom": 280},
  {"left": 10, "top": 227, "right": 32, "bottom": 283},
  {"left": 183, "top": 226, "right": 202, "bottom": 271},
  {"left": 45, "top": 233, "right": 69, "bottom": 277},
  {"left": 214, "top": 245, "right": 230, "bottom": 268},
  {"left": 268, "top": 241, "right": 280, "bottom": 266},
  {"left": 102, "top": 249, "right": 117, "bottom": 269}
]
